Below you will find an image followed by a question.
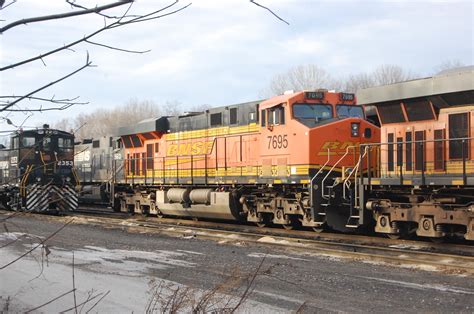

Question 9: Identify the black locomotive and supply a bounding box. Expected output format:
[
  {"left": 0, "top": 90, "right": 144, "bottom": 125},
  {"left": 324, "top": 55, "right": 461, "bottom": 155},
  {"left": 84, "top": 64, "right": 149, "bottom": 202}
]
[{"left": 0, "top": 124, "right": 79, "bottom": 212}]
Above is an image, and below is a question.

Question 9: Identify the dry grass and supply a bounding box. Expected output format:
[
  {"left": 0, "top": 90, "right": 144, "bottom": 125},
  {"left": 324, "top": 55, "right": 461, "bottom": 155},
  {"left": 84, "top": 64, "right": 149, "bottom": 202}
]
[{"left": 145, "top": 257, "right": 268, "bottom": 313}]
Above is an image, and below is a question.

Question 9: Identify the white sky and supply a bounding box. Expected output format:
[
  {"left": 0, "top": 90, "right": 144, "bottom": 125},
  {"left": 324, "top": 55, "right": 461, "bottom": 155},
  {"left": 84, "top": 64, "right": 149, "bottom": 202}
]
[{"left": 0, "top": 0, "right": 473, "bottom": 132}]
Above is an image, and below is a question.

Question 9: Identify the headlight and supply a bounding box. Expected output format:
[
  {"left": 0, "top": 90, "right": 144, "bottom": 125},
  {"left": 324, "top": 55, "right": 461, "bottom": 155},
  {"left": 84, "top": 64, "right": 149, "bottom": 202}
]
[
  {"left": 36, "top": 177, "right": 41, "bottom": 182},
  {"left": 351, "top": 122, "right": 360, "bottom": 137},
  {"left": 66, "top": 177, "right": 71, "bottom": 182}
]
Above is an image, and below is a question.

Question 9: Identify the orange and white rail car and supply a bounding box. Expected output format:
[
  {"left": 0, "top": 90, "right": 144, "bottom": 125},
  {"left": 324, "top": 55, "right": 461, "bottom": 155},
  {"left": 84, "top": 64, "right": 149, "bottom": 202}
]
[
  {"left": 357, "top": 67, "right": 474, "bottom": 240},
  {"left": 115, "top": 90, "right": 379, "bottom": 231}
]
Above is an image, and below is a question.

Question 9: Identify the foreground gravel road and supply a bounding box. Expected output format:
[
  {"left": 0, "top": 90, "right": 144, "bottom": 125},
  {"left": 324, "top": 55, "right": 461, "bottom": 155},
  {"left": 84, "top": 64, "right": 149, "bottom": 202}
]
[{"left": 1, "top": 212, "right": 473, "bottom": 313}]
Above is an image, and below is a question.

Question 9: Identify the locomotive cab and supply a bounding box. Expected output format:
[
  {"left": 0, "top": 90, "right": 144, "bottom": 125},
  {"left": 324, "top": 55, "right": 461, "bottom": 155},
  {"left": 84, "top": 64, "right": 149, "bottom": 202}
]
[{"left": 256, "top": 91, "right": 379, "bottom": 231}]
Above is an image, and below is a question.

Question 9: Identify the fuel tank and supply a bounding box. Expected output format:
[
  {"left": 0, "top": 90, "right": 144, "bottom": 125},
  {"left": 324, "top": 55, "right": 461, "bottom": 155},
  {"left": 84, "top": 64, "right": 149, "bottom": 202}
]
[{"left": 156, "top": 189, "right": 242, "bottom": 220}]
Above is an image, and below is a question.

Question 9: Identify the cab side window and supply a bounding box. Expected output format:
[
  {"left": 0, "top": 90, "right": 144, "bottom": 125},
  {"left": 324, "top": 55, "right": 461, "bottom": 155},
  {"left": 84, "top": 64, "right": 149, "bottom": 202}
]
[{"left": 268, "top": 106, "right": 285, "bottom": 126}]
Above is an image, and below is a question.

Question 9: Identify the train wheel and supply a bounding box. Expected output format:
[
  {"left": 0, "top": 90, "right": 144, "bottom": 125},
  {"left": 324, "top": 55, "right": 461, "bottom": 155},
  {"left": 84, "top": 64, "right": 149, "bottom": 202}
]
[
  {"left": 312, "top": 226, "right": 325, "bottom": 233},
  {"left": 430, "top": 237, "right": 445, "bottom": 244},
  {"left": 256, "top": 213, "right": 271, "bottom": 228},
  {"left": 282, "top": 216, "right": 299, "bottom": 230},
  {"left": 386, "top": 234, "right": 402, "bottom": 240},
  {"left": 282, "top": 223, "right": 294, "bottom": 230}
]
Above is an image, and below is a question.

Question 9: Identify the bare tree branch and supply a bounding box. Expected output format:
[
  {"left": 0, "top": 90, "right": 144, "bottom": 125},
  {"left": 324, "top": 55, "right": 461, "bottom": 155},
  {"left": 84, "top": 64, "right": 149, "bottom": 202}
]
[
  {"left": 67, "top": 0, "right": 140, "bottom": 20},
  {"left": 59, "top": 291, "right": 105, "bottom": 313},
  {"left": 0, "top": 95, "right": 89, "bottom": 105},
  {"left": 1, "top": 103, "right": 79, "bottom": 112},
  {"left": 85, "top": 39, "right": 151, "bottom": 54},
  {"left": 0, "top": 1, "right": 190, "bottom": 71},
  {"left": 250, "top": 0, "right": 289, "bottom": 25},
  {"left": 0, "top": 55, "right": 93, "bottom": 112},
  {"left": 25, "top": 289, "right": 77, "bottom": 313},
  {"left": 0, "top": 0, "right": 133, "bottom": 33},
  {"left": 0, "top": 0, "right": 16, "bottom": 11},
  {"left": 84, "top": 290, "right": 111, "bottom": 313}
]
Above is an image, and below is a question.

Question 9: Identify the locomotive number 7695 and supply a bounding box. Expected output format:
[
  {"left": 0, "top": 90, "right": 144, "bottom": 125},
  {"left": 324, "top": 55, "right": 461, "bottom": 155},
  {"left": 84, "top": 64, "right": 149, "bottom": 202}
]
[{"left": 267, "top": 135, "right": 288, "bottom": 149}]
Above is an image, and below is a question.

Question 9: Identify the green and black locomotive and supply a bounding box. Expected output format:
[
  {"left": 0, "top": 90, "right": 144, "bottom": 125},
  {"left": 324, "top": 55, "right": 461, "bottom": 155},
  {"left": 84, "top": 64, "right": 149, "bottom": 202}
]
[{"left": 0, "top": 124, "right": 79, "bottom": 212}]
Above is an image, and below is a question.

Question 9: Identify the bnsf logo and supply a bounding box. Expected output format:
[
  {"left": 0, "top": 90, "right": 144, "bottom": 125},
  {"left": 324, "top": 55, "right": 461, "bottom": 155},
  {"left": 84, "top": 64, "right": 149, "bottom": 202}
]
[
  {"left": 167, "top": 141, "right": 214, "bottom": 157},
  {"left": 318, "top": 141, "right": 360, "bottom": 155}
]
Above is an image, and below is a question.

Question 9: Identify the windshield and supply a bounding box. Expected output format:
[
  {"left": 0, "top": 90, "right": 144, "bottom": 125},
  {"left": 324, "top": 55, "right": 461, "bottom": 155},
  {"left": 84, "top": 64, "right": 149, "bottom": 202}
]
[
  {"left": 21, "top": 137, "right": 36, "bottom": 147},
  {"left": 336, "top": 105, "right": 364, "bottom": 119},
  {"left": 293, "top": 104, "right": 333, "bottom": 122},
  {"left": 59, "top": 137, "right": 73, "bottom": 152}
]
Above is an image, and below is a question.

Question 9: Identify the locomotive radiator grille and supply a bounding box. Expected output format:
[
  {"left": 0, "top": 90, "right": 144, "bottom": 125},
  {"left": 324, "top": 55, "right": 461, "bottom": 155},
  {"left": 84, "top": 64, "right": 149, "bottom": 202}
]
[
  {"left": 55, "top": 185, "right": 79, "bottom": 212},
  {"left": 26, "top": 183, "right": 50, "bottom": 212},
  {"left": 26, "top": 183, "right": 78, "bottom": 212}
]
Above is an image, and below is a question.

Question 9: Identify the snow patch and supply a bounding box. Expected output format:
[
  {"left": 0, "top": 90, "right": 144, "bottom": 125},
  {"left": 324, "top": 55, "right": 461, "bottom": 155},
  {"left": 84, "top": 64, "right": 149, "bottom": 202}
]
[
  {"left": 0, "top": 232, "right": 25, "bottom": 241},
  {"left": 256, "top": 236, "right": 290, "bottom": 245},
  {"left": 248, "top": 252, "right": 310, "bottom": 261}
]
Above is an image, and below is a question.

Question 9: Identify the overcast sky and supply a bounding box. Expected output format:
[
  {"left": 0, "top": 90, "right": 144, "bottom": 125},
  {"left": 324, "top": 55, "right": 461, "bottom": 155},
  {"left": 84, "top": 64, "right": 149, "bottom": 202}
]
[{"left": 0, "top": 0, "right": 472, "bottom": 132}]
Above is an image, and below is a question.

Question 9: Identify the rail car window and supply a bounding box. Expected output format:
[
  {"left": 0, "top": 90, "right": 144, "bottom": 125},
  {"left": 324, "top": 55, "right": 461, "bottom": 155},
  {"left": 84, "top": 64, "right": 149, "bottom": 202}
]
[
  {"left": 21, "top": 137, "right": 36, "bottom": 147},
  {"left": 92, "top": 140, "right": 100, "bottom": 148},
  {"left": 210, "top": 113, "right": 222, "bottom": 127},
  {"left": 130, "top": 155, "right": 135, "bottom": 175},
  {"left": 58, "top": 138, "right": 73, "bottom": 152},
  {"left": 134, "top": 153, "right": 140, "bottom": 175},
  {"left": 434, "top": 129, "right": 445, "bottom": 170},
  {"left": 154, "top": 143, "right": 159, "bottom": 153},
  {"left": 249, "top": 111, "right": 257, "bottom": 123},
  {"left": 130, "top": 135, "right": 142, "bottom": 148},
  {"left": 396, "top": 137, "right": 403, "bottom": 168},
  {"left": 42, "top": 137, "right": 51, "bottom": 150},
  {"left": 230, "top": 108, "right": 238, "bottom": 125},
  {"left": 123, "top": 136, "right": 133, "bottom": 148},
  {"left": 404, "top": 100, "right": 434, "bottom": 121},
  {"left": 293, "top": 104, "right": 332, "bottom": 122},
  {"left": 406, "top": 132, "right": 413, "bottom": 171},
  {"left": 449, "top": 113, "right": 469, "bottom": 159},
  {"left": 415, "top": 131, "right": 425, "bottom": 171},
  {"left": 142, "top": 133, "right": 155, "bottom": 140},
  {"left": 141, "top": 153, "right": 146, "bottom": 176},
  {"left": 11, "top": 137, "right": 19, "bottom": 149},
  {"left": 261, "top": 110, "right": 266, "bottom": 127},
  {"left": 58, "top": 138, "right": 73, "bottom": 148},
  {"left": 377, "top": 102, "right": 405, "bottom": 124},
  {"left": 146, "top": 144, "right": 153, "bottom": 170},
  {"left": 387, "top": 133, "right": 394, "bottom": 172},
  {"left": 336, "top": 105, "right": 364, "bottom": 119}
]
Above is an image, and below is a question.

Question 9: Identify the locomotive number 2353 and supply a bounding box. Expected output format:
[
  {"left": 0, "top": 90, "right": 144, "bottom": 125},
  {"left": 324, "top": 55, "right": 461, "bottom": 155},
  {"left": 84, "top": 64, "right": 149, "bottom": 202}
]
[{"left": 267, "top": 135, "right": 288, "bottom": 149}]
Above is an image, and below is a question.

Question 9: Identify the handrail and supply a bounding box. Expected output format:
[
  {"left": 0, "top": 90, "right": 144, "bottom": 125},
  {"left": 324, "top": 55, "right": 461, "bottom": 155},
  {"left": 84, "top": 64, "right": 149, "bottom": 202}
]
[
  {"left": 359, "top": 136, "right": 473, "bottom": 148},
  {"left": 321, "top": 145, "right": 357, "bottom": 200},
  {"left": 343, "top": 145, "right": 369, "bottom": 200},
  {"left": 309, "top": 148, "right": 330, "bottom": 206}
]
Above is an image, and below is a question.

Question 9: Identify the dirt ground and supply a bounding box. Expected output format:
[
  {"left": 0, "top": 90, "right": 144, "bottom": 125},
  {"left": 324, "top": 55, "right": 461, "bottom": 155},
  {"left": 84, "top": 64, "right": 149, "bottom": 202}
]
[{"left": 1, "top": 212, "right": 473, "bottom": 313}]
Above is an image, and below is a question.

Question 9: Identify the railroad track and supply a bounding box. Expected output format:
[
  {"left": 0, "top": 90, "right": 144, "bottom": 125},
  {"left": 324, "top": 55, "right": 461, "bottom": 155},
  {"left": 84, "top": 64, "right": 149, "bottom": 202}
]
[
  {"left": 2, "top": 208, "right": 474, "bottom": 276},
  {"left": 73, "top": 206, "right": 474, "bottom": 255}
]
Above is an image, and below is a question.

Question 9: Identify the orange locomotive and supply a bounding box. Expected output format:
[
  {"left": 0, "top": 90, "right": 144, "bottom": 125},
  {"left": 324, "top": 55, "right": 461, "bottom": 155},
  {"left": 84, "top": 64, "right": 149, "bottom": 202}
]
[{"left": 115, "top": 90, "right": 379, "bottom": 232}]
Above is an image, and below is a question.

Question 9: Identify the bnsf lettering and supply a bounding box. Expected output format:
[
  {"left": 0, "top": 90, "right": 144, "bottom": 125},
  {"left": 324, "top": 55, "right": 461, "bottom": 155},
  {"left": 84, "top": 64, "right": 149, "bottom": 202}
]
[{"left": 167, "top": 141, "right": 214, "bottom": 156}]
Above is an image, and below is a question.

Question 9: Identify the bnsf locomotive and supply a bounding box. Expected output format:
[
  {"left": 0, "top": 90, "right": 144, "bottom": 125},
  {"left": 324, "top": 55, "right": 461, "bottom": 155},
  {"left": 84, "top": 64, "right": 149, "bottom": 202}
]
[
  {"left": 0, "top": 125, "right": 79, "bottom": 212},
  {"left": 110, "top": 90, "right": 379, "bottom": 232},
  {"left": 71, "top": 67, "right": 474, "bottom": 241}
]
